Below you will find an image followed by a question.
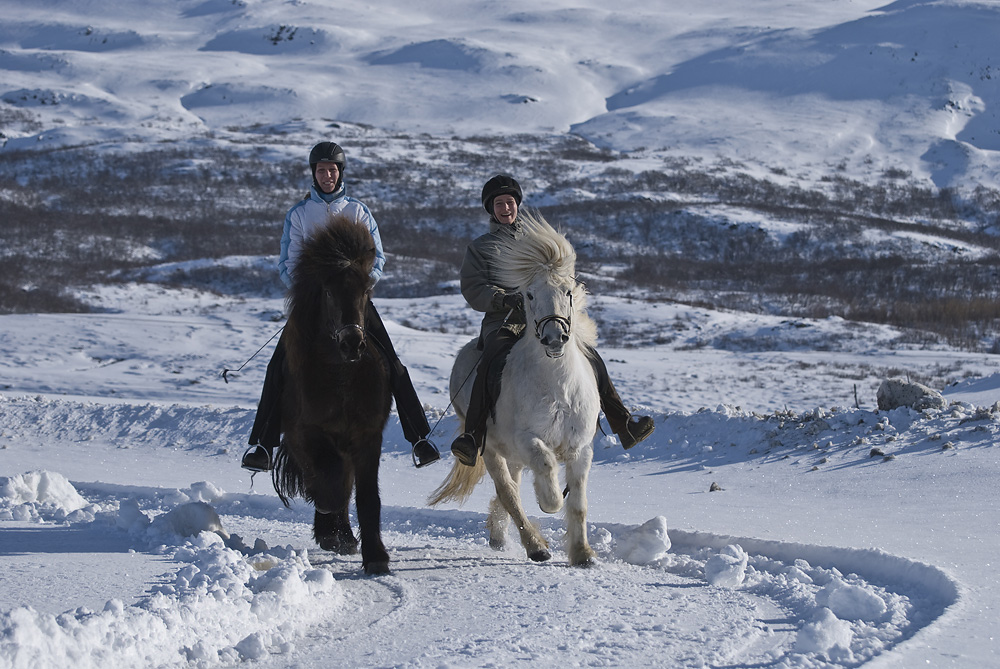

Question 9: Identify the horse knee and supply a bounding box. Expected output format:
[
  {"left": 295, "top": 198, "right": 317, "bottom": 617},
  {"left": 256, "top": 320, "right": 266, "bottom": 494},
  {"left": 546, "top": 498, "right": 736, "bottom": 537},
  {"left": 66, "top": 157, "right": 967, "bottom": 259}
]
[
  {"left": 533, "top": 474, "right": 563, "bottom": 514},
  {"left": 537, "top": 492, "right": 563, "bottom": 514}
]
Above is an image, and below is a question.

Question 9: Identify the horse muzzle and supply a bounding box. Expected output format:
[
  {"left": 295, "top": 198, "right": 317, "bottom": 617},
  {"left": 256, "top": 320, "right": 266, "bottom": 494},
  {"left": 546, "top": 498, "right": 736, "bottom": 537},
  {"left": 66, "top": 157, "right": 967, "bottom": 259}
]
[
  {"left": 543, "top": 345, "right": 566, "bottom": 359},
  {"left": 332, "top": 323, "right": 366, "bottom": 362},
  {"left": 536, "top": 316, "right": 571, "bottom": 358}
]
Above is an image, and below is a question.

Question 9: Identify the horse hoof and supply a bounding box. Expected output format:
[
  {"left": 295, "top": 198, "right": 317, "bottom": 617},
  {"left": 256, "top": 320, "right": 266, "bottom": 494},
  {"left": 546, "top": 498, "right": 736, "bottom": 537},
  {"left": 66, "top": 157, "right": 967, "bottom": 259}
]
[
  {"left": 528, "top": 549, "right": 551, "bottom": 563},
  {"left": 318, "top": 536, "right": 358, "bottom": 555},
  {"left": 364, "top": 561, "right": 390, "bottom": 575},
  {"left": 573, "top": 556, "right": 598, "bottom": 569},
  {"left": 489, "top": 537, "right": 506, "bottom": 551}
]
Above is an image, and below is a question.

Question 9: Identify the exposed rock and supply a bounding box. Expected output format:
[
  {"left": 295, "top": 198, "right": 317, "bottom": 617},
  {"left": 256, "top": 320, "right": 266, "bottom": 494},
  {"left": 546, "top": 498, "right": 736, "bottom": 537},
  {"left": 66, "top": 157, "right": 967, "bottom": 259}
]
[{"left": 876, "top": 378, "right": 947, "bottom": 411}]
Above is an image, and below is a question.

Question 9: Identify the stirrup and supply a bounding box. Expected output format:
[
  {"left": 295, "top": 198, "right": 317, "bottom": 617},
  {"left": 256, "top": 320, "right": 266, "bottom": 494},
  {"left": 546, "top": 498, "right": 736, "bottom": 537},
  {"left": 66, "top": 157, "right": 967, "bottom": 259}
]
[
  {"left": 241, "top": 445, "right": 273, "bottom": 472},
  {"left": 412, "top": 437, "right": 441, "bottom": 468}
]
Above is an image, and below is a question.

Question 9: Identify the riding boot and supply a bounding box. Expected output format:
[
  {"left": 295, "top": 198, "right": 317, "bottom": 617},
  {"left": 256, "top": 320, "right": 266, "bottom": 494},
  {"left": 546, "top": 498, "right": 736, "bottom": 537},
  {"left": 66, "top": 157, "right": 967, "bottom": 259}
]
[
  {"left": 243, "top": 336, "right": 286, "bottom": 472},
  {"left": 585, "top": 346, "right": 655, "bottom": 450},
  {"left": 365, "top": 301, "right": 441, "bottom": 467}
]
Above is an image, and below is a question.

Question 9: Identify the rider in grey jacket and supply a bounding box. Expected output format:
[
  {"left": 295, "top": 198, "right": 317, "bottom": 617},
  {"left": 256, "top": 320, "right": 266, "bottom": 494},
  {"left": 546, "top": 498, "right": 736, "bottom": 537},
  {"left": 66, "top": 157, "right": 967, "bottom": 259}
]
[{"left": 449, "top": 175, "right": 655, "bottom": 467}]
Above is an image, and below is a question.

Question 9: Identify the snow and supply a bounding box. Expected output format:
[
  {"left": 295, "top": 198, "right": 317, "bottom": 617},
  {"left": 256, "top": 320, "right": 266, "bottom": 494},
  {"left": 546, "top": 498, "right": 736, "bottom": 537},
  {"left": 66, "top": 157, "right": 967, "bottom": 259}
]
[
  {"left": 2, "top": 0, "right": 1000, "bottom": 666},
  {"left": 2, "top": 288, "right": 998, "bottom": 667}
]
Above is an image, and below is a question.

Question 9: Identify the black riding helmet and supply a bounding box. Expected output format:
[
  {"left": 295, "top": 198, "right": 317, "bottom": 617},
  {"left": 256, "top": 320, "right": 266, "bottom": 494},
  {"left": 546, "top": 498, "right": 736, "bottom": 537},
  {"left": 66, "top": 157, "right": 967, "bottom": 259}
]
[
  {"left": 481, "top": 174, "right": 522, "bottom": 214},
  {"left": 309, "top": 141, "right": 346, "bottom": 192}
]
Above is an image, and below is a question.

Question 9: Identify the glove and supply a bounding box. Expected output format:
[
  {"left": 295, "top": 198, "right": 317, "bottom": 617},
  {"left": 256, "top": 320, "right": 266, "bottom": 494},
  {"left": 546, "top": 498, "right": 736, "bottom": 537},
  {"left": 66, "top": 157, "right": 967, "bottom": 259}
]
[{"left": 502, "top": 292, "right": 524, "bottom": 312}]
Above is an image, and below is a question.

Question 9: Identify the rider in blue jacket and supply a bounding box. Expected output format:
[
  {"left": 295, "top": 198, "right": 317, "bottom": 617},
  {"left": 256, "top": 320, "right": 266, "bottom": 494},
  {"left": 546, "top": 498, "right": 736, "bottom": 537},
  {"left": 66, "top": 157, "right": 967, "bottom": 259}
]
[{"left": 242, "top": 142, "right": 441, "bottom": 472}]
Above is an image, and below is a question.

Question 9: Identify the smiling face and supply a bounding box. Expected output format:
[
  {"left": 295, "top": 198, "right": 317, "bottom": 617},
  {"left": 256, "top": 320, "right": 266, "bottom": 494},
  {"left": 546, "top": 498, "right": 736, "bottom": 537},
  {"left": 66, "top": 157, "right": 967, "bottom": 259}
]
[
  {"left": 314, "top": 161, "right": 341, "bottom": 193},
  {"left": 492, "top": 194, "right": 518, "bottom": 225}
]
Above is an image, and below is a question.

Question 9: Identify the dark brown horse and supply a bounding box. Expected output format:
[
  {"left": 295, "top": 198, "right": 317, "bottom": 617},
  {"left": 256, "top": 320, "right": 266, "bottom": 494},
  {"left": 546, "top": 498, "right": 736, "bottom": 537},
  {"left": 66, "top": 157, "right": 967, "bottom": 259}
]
[{"left": 273, "top": 213, "right": 393, "bottom": 574}]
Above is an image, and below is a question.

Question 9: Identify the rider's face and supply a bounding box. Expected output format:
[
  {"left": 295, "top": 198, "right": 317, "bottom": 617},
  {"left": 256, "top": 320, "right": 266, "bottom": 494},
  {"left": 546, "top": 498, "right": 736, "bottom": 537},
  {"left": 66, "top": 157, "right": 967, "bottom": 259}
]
[
  {"left": 315, "top": 161, "right": 340, "bottom": 193},
  {"left": 492, "top": 194, "right": 518, "bottom": 225}
]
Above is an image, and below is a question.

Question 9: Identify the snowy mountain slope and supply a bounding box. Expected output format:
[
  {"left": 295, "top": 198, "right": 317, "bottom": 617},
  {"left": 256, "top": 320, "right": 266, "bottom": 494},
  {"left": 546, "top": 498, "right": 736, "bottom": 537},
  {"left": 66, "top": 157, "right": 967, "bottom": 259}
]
[
  {"left": 1, "top": 0, "right": 998, "bottom": 190},
  {"left": 2, "top": 0, "right": 1000, "bottom": 666}
]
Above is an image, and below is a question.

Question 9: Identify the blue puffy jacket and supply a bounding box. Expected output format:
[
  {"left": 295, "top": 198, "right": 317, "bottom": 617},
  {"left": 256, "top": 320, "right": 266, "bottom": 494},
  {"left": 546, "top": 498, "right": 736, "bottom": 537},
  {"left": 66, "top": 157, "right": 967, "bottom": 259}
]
[{"left": 278, "top": 183, "right": 385, "bottom": 288}]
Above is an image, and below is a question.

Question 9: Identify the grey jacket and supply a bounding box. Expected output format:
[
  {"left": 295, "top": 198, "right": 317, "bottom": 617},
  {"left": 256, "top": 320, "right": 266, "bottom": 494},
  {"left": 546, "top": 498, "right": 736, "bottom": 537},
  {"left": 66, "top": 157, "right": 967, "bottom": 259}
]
[{"left": 460, "top": 218, "right": 527, "bottom": 343}]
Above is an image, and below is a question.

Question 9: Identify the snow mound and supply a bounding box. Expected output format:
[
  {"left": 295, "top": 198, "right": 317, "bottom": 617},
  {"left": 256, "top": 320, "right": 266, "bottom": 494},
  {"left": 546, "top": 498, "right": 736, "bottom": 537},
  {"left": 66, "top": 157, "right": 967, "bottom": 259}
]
[
  {"left": 796, "top": 607, "right": 855, "bottom": 659},
  {"left": 0, "top": 474, "right": 345, "bottom": 668},
  {"left": 613, "top": 515, "right": 671, "bottom": 564},
  {"left": 0, "top": 470, "right": 90, "bottom": 522},
  {"left": 817, "top": 578, "right": 889, "bottom": 622},
  {"left": 704, "top": 543, "right": 749, "bottom": 587}
]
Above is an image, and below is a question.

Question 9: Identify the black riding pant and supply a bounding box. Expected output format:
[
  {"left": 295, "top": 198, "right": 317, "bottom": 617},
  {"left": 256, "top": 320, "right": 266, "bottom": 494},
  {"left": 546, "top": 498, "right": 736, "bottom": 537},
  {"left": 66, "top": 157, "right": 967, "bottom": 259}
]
[
  {"left": 463, "top": 330, "right": 632, "bottom": 445},
  {"left": 248, "top": 301, "right": 430, "bottom": 449}
]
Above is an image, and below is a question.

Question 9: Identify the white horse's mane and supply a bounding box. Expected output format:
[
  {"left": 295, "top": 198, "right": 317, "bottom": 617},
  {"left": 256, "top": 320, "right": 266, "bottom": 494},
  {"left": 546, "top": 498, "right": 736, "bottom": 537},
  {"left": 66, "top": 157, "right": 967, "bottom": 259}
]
[
  {"left": 496, "top": 210, "right": 576, "bottom": 287},
  {"left": 497, "top": 210, "right": 597, "bottom": 348}
]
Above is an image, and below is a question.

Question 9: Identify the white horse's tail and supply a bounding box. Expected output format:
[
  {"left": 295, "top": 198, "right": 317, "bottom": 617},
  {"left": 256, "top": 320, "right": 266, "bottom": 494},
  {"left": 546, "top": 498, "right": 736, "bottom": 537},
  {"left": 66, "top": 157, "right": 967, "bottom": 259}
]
[{"left": 427, "top": 457, "right": 487, "bottom": 506}]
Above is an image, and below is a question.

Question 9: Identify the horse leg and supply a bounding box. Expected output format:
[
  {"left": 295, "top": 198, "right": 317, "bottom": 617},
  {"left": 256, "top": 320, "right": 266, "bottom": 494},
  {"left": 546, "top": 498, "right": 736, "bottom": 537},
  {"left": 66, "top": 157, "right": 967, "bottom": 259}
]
[
  {"left": 486, "top": 461, "right": 520, "bottom": 550},
  {"left": 313, "top": 508, "right": 357, "bottom": 555},
  {"left": 353, "top": 437, "right": 390, "bottom": 575},
  {"left": 483, "top": 450, "right": 550, "bottom": 562},
  {"left": 303, "top": 439, "right": 358, "bottom": 555},
  {"left": 564, "top": 445, "right": 597, "bottom": 567},
  {"left": 527, "top": 437, "right": 563, "bottom": 514}
]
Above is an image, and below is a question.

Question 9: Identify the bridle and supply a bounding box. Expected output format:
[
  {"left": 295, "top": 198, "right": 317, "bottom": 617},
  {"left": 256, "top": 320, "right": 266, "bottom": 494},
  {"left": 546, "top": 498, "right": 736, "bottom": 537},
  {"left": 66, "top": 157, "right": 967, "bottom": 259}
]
[
  {"left": 333, "top": 323, "right": 365, "bottom": 343},
  {"left": 533, "top": 290, "right": 574, "bottom": 340}
]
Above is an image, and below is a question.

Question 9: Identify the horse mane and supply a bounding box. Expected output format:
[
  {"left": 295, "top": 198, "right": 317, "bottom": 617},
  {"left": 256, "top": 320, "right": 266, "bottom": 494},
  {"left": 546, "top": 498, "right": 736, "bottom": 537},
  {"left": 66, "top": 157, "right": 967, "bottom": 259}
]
[
  {"left": 496, "top": 210, "right": 576, "bottom": 287},
  {"left": 286, "top": 214, "right": 376, "bottom": 345},
  {"left": 496, "top": 210, "right": 597, "bottom": 349}
]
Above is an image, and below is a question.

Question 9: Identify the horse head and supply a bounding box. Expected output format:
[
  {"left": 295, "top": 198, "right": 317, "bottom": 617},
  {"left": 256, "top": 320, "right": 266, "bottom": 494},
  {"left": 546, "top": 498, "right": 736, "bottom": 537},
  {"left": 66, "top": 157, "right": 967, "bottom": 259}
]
[
  {"left": 289, "top": 214, "right": 377, "bottom": 364},
  {"left": 317, "top": 277, "right": 371, "bottom": 362},
  {"left": 524, "top": 273, "right": 576, "bottom": 358}
]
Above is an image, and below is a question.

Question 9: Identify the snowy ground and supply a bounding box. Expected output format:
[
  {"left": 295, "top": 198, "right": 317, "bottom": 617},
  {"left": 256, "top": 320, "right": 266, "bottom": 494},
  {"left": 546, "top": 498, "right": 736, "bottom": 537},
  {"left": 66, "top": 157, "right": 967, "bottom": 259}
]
[
  {"left": 2, "top": 0, "right": 1000, "bottom": 665},
  {"left": 2, "top": 287, "right": 999, "bottom": 668}
]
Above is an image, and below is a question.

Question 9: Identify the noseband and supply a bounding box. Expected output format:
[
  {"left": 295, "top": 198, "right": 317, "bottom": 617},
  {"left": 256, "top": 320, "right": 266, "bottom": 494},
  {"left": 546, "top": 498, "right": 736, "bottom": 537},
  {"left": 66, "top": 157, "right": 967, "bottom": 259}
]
[
  {"left": 533, "top": 291, "right": 573, "bottom": 340},
  {"left": 333, "top": 323, "right": 365, "bottom": 343}
]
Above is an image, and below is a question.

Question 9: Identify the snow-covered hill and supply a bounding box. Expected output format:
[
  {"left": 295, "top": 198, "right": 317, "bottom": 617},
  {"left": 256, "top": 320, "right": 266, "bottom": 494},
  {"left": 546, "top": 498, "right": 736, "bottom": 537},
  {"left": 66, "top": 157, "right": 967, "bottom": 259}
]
[
  {"left": 3, "top": 0, "right": 1000, "bottom": 667},
  {"left": 2, "top": 0, "right": 999, "bottom": 190}
]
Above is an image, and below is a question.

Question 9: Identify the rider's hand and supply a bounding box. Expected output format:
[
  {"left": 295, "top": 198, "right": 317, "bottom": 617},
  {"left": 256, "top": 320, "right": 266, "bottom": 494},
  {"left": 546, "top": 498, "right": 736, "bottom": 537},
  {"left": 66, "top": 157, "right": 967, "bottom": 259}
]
[{"left": 502, "top": 292, "right": 524, "bottom": 312}]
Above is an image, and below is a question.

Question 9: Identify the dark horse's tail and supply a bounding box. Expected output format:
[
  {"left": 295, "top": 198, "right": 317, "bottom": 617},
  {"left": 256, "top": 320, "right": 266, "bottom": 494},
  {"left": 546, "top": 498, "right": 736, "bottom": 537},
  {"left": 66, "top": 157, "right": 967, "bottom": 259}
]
[{"left": 272, "top": 446, "right": 304, "bottom": 508}]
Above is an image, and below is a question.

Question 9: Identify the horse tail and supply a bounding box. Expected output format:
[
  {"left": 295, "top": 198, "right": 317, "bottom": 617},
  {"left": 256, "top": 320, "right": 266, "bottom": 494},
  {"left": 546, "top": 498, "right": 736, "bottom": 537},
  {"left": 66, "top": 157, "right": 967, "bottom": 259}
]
[
  {"left": 427, "top": 457, "right": 486, "bottom": 506},
  {"left": 271, "top": 445, "right": 304, "bottom": 508}
]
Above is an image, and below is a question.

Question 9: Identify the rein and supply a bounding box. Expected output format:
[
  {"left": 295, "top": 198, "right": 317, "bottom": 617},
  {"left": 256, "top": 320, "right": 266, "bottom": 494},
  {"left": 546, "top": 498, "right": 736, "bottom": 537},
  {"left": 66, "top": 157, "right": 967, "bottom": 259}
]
[{"left": 220, "top": 325, "right": 284, "bottom": 384}]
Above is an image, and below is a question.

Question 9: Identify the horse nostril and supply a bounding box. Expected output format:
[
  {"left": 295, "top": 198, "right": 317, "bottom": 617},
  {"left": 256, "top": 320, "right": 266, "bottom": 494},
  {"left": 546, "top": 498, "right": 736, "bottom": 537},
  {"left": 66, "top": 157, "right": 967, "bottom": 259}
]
[
  {"left": 560, "top": 333, "right": 569, "bottom": 344},
  {"left": 357, "top": 340, "right": 366, "bottom": 355}
]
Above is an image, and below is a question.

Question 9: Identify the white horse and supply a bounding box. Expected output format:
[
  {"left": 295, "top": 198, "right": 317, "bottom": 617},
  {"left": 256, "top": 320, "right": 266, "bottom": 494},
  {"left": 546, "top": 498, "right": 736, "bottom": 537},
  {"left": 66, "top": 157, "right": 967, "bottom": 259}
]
[{"left": 429, "top": 211, "right": 601, "bottom": 567}]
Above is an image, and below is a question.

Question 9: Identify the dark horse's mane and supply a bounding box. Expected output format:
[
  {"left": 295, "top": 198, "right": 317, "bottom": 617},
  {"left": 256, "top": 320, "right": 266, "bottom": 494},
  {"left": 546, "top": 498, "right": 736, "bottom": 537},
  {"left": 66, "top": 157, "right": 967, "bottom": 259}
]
[{"left": 285, "top": 214, "right": 377, "bottom": 348}]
